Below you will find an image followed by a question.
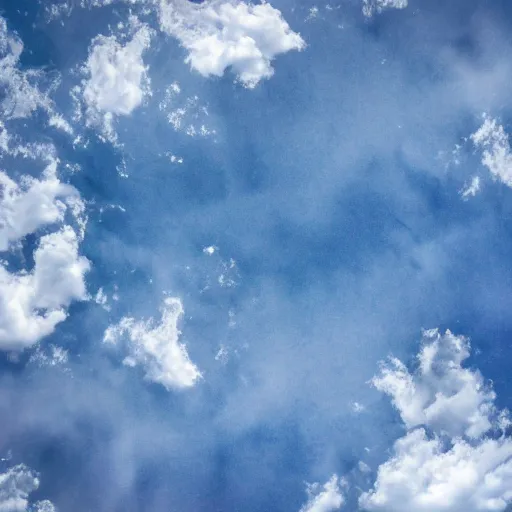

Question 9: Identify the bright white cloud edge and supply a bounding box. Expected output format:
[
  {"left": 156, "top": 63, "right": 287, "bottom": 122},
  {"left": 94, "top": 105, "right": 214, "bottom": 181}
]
[
  {"left": 362, "top": 0, "right": 408, "bottom": 18},
  {"left": 359, "top": 329, "right": 512, "bottom": 512},
  {"left": 0, "top": 160, "right": 78, "bottom": 251},
  {"left": 472, "top": 115, "right": 512, "bottom": 188},
  {"left": 0, "top": 157, "right": 89, "bottom": 352},
  {"left": 81, "top": 23, "right": 152, "bottom": 142},
  {"left": 104, "top": 297, "right": 201, "bottom": 390},
  {"left": 299, "top": 475, "right": 344, "bottom": 512},
  {"left": 0, "top": 16, "right": 90, "bottom": 352},
  {"left": 0, "top": 463, "right": 56, "bottom": 512},
  {"left": 159, "top": 0, "right": 305, "bottom": 88},
  {"left": 0, "top": 225, "right": 90, "bottom": 351}
]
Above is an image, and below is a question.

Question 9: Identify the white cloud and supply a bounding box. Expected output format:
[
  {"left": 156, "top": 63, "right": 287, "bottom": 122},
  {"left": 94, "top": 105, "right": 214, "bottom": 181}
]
[
  {"left": 300, "top": 475, "right": 344, "bottom": 512},
  {"left": 81, "top": 24, "right": 152, "bottom": 140},
  {"left": 362, "top": 0, "right": 408, "bottom": 18},
  {"left": 0, "top": 132, "right": 58, "bottom": 163},
  {"left": 159, "top": 0, "right": 305, "bottom": 88},
  {"left": 48, "top": 113, "right": 74, "bottom": 136},
  {"left": 358, "top": 461, "right": 371, "bottom": 474},
  {"left": 29, "top": 344, "right": 69, "bottom": 368},
  {"left": 306, "top": 7, "right": 320, "bottom": 22},
  {"left": 0, "top": 151, "right": 89, "bottom": 352},
  {"left": 215, "top": 344, "right": 229, "bottom": 363},
  {"left": 44, "top": 2, "right": 74, "bottom": 22},
  {"left": 104, "top": 297, "right": 201, "bottom": 390},
  {"left": 360, "top": 329, "right": 512, "bottom": 512},
  {"left": 94, "top": 287, "right": 110, "bottom": 311},
  {"left": 351, "top": 401, "right": 366, "bottom": 413},
  {"left": 32, "top": 501, "right": 57, "bottom": 512},
  {"left": 0, "top": 161, "right": 78, "bottom": 251},
  {"left": 159, "top": 89, "right": 215, "bottom": 137},
  {"left": 371, "top": 329, "right": 496, "bottom": 439},
  {"left": 218, "top": 258, "right": 239, "bottom": 288},
  {"left": 0, "top": 464, "right": 56, "bottom": 512},
  {"left": 0, "top": 17, "right": 55, "bottom": 120},
  {"left": 471, "top": 115, "right": 512, "bottom": 188},
  {"left": 0, "top": 226, "right": 90, "bottom": 351},
  {"left": 461, "top": 176, "right": 481, "bottom": 199},
  {"left": 203, "top": 245, "right": 217, "bottom": 255},
  {"left": 360, "top": 428, "right": 512, "bottom": 511}
]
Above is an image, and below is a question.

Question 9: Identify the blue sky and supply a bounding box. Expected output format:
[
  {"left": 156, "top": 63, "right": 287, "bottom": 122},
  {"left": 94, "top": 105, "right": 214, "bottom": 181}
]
[{"left": 2, "top": 0, "right": 512, "bottom": 511}]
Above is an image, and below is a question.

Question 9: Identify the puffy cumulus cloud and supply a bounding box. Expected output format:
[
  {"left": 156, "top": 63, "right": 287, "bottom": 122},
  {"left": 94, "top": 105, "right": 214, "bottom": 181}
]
[
  {"left": 360, "top": 428, "right": 512, "bottom": 512},
  {"left": 371, "top": 329, "right": 496, "bottom": 439},
  {"left": 362, "top": 0, "right": 408, "bottom": 18},
  {"left": 360, "top": 329, "right": 512, "bottom": 512},
  {"left": 0, "top": 17, "right": 57, "bottom": 120},
  {"left": 471, "top": 115, "right": 512, "bottom": 188},
  {"left": 0, "top": 463, "right": 56, "bottom": 512},
  {"left": 81, "top": 24, "right": 152, "bottom": 140},
  {"left": 0, "top": 151, "right": 89, "bottom": 351},
  {"left": 0, "top": 161, "right": 78, "bottom": 251},
  {"left": 0, "top": 226, "right": 90, "bottom": 351},
  {"left": 299, "top": 475, "right": 344, "bottom": 512},
  {"left": 159, "top": 0, "right": 305, "bottom": 88},
  {"left": 104, "top": 297, "right": 201, "bottom": 390}
]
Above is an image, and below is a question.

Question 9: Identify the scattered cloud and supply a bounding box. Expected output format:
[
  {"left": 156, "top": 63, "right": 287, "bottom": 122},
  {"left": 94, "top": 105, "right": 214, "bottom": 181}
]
[
  {"left": 460, "top": 176, "right": 481, "bottom": 200},
  {"left": 351, "top": 401, "right": 365, "bottom": 413},
  {"left": 164, "top": 152, "right": 184, "bottom": 164},
  {"left": 299, "top": 475, "right": 344, "bottom": 512},
  {"left": 360, "top": 329, "right": 512, "bottom": 512},
  {"left": 159, "top": 85, "right": 215, "bottom": 137},
  {"left": 104, "top": 297, "right": 201, "bottom": 390},
  {"left": 0, "top": 160, "right": 78, "bottom": 251},
  {"left": 0, "top": 149, "right": 89, "bottom": 352},
  {"left": 80, "top": 23, "right": 152, "bottom": 142},
  {"left": 371, "top": 329, "right": 497, "bottom": 439},
  {"left": 0, "top": 226, "right": 90, "bottom": 351},
  {"left": 29, "top": 344, "right": 69, "bottom": 368},
  {"left": 362, "top": 0, "right": 408, "bottom": 18},
  {"left": 44, "top": 1, "right": 74, "bottom": 22},
  {"left": 203, "top": 245, "right": 217, "bottom": 255},
  {"left": 305, "top": 7, "right": 320, "bottom": 22},
  {"left": 32, "top": 500, "right": 57, "bottom": 512},
  {"left": 358, "top": 461, "right": 371, "bottom": 474},
  {"left": 215, "top": 344, "right": 229, "bottom": 364},
  {"left": 360, "top": 426, "right": 512, "bottom": 511},
  {"left": 94, "top": 287, "right": 110, "bottom": 311},
  {"left": 159, "top": 0, "right": 305, "bottom": 88},
  {"left": 0, "top": 17, "right": 56, "bottom": 120},
  {"left": 48, "top": 113, "right": 74, "bottom": 136},
  {"left": 218, "top": 258, "right": 239, "bottom": 288},
  {"left": 0, "top": 463, "right": 56, "bottom": 512},
  {"left": 471, "top": 115, "right": 512, "bottom": 188}
]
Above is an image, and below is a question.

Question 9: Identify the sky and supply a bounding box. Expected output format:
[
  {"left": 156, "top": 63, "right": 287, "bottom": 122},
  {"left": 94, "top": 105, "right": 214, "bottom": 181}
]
[{"left": 2, "top": 0, "right": 512, "bottom": 511}]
